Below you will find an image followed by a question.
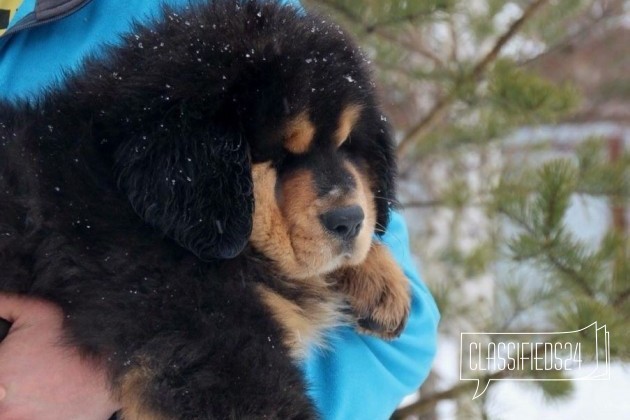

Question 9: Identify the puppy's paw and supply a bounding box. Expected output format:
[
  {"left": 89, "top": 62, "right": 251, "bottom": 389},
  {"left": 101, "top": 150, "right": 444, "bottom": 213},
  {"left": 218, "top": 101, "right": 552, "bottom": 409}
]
[
  {"left": 335, "top": 243, "right": 410, "bottom": 340},
  {"left": 355, "top": 278, "right": 410, "bottom": 340}
]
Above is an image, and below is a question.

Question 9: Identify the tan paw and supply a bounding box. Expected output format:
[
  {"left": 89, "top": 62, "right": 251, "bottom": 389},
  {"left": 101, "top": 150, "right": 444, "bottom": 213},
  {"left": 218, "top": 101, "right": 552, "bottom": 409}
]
[
  {"left": 335, "top": 243, "right": 410, "bottom": 339},
  {"left": 355, "top": 286, "right": 409, "bottom": 339}
]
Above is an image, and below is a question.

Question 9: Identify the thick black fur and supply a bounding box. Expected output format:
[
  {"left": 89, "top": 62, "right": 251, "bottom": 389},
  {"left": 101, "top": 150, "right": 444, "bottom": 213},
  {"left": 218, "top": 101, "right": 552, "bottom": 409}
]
[{"left": 0, "top": 1, "right": 396, "bottom": 418}]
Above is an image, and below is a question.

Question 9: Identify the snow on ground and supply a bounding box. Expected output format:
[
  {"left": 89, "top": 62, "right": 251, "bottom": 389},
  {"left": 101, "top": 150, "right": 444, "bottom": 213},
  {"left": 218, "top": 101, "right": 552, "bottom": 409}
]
[
  {"left": 485, "top": 363, "right": 630, "bottom": 420},
  {"left": 430, "top": 339, "right": 630, "bottom": 419}
]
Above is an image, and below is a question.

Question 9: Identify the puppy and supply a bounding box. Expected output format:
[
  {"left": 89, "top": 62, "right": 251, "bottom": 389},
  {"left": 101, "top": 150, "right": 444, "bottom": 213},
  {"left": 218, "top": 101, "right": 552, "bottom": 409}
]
[{"left": 0, "top": 1, "right": 410, "bottom": 418}]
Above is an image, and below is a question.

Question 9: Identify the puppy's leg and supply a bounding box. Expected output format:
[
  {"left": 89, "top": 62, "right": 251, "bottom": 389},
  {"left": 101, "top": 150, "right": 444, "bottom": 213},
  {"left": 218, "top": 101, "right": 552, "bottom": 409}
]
[
  {"left": 115, "top": 326, "right": 318, "bottom": 420},
  {"left": 334, "top": 242, "right": 410, "bottom": 339}
]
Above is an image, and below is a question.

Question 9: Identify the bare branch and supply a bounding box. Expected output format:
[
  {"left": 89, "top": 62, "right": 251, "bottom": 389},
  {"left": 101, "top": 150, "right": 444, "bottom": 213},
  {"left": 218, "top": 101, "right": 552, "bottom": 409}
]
[
  {"left": 520, "top": 6, "right": 617, "bottom": 67},
  {"left": 313, "top": 0, "right": 445, "bottom": 67},
  {"left": 396, "top": 0, "right": 551, "bottom": 160},
  {"left": 392, "top": 340, "right": 557, "bottom": 419},
  {"left": 613, "top": 289, "right": 630, "bottom": 307},
  {"left": 365, "top": 9, "right": 437, "bottom": 32},
  {"left": 401, "top": 199, "right": 445, "bottom": 209},
  {"left": 448, "top": 14, "right": 459, "bottom": 63}
]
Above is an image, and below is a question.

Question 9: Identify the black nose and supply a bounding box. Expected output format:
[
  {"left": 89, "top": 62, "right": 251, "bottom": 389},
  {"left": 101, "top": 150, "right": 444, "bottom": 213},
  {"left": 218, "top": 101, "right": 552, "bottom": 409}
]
[{"left": 320, "top": 206, "right": 365, "bottom": 240}]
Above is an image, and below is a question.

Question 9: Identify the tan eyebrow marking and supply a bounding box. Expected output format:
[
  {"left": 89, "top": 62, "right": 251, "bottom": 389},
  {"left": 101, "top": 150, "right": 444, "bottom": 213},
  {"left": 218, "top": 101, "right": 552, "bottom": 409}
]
[
  {"left": 335, "top": 105, "right": 362, "bottom": 147},
  {"left": 283, "top": 112, "right": 316, "bottom": 154}
]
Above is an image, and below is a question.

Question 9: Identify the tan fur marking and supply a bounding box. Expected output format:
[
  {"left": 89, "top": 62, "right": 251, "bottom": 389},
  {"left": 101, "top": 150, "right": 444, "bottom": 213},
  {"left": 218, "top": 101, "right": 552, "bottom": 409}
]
[
  {"left": 334, "top": 105, "right": 362, "bottom": 147},
  {"left": 333, "top": 242, "right": 410, "bottom": 339},
  {"left": 250, "top": 159, "right": 376, "bottom": 279},
  {"left": 251, "top": 164, "right": 344, "bottom": 278},
  {"left": 119, "top": 365, "right": 167, "bottom": 420},
  {"left": 250, "top": 163, "right": 308, "bottom": 278},
  {"left": 256, "top": 284, "right": 335, "bottom": 359},
  {"left": 284, "top": 112, "right": 316, "bottom": 154}
]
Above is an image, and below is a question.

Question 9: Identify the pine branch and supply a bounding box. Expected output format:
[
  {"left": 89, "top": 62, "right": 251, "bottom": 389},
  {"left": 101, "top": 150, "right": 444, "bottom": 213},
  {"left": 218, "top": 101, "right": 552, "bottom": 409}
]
[
  {"left": 469, "top": 0, "right": 549, "bottom": 81},
  {"left": 396, "top": 0, "right": 551, "bottom": 159},
  {"left": 545, "top": 251, "right": 594, "bottom": 297},
  {"left": 500, "top": 209, "right": 595, "bottom": 297}
]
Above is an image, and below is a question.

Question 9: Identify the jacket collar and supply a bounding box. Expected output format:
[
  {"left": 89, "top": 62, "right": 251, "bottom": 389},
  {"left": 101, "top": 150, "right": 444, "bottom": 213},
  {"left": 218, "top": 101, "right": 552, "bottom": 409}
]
[
  {"left": 35, "top": 0, "right": 89, "bottom": 21},
  {"left": 0, "top": 0, "right": 91, "bottom": 40}
]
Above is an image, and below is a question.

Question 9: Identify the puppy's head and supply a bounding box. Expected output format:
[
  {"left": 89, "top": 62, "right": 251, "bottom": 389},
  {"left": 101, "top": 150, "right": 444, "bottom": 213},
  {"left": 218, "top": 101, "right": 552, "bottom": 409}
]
[
  {"left": 237, "top": 8, "right": 397, "bottom": 278},
  {"left": 114, "top": 2, "right": 396, "bottom": 269},
  {"left": 248, "top": 109, "right": 390, "bottom": 278}
]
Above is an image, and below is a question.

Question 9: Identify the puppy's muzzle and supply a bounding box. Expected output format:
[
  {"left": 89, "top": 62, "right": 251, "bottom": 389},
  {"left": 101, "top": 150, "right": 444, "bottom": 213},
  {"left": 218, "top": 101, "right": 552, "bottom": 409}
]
[{"left": 320, "top": 205, "right": 364, "bottom": 241}]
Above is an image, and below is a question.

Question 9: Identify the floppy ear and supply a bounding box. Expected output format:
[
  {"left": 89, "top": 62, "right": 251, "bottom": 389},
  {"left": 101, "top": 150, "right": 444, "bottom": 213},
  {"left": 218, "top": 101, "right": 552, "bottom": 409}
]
[
  {"left": 369, "top": 113, "right": 398, "bottom": 235},
  {"left": 114, "top": 127, "right": 252, "bottom": 260}
]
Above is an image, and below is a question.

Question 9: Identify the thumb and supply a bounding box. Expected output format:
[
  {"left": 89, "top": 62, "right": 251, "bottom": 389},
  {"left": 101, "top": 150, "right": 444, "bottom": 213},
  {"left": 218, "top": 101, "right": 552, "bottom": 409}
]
[
  {"left": 0, "top": 293, "right": 23, "bottom": 342},
  {"left": 0, "top": 292, "right": 27, "bottom": 323}
]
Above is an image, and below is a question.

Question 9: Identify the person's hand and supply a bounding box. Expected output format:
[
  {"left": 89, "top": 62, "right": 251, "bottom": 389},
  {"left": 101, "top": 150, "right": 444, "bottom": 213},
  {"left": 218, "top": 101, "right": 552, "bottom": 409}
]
[{"left": 0, "top": 293, "right": 120, "bottom": 420}]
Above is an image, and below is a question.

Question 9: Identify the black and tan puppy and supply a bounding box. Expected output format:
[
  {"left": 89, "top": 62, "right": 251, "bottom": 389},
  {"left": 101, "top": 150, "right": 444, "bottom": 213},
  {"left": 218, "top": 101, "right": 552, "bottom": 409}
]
[{"left": 0, "top": 1, "right": 409, "bottom": 418}]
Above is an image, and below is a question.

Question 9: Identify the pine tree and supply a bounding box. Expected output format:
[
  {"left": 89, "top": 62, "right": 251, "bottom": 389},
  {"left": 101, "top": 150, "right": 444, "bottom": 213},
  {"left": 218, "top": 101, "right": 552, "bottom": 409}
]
[{"left": 304, "top": 0, "right": 629, "bottom": 417}]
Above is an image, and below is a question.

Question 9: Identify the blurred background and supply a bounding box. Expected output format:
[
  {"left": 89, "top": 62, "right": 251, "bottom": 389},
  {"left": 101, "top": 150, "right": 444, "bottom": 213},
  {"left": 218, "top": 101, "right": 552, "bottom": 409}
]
[{"left": 304, "top": 0, "right": 629, "bottom": 418}]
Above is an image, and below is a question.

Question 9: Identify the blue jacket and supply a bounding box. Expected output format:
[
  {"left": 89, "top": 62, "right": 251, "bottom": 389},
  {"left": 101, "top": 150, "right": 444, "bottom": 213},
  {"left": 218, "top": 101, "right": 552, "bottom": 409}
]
[{"left": 0, "top": 1, "right": 440, "bottom": 418}]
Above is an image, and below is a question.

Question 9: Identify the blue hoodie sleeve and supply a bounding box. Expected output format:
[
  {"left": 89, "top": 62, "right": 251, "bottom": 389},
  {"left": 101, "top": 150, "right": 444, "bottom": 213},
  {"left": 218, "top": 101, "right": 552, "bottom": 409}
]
[
  {"left": 303, "top": 211, "right": 440, "bottom": 419},
  {"left": 0, "top": 0, "right": 302, "bottom": 101}
]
